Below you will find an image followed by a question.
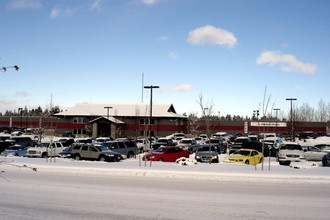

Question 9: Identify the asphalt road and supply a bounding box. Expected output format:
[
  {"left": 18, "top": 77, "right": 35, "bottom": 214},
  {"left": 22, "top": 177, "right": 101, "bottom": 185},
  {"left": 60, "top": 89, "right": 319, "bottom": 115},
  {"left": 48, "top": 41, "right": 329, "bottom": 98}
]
[{"left": 0, "top": 166, "right": 329, "bottom": 220}]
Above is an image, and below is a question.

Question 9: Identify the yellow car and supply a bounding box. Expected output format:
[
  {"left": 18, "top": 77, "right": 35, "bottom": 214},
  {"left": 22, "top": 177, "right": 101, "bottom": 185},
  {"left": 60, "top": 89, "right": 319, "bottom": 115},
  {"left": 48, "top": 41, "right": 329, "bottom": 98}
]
[{"left": 228, "top": 149, "right": 263, "bottom": 165}]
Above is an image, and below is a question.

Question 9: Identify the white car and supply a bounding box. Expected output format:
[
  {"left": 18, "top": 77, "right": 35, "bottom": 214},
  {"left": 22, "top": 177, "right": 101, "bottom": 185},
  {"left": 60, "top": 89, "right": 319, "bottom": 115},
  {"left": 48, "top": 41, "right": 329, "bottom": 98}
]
[
  {"left": 26, "top": 142, "right": 66, "bottom": 158},
  {"left": 278, "top": 143, "right": 305, "bottom": 165}
]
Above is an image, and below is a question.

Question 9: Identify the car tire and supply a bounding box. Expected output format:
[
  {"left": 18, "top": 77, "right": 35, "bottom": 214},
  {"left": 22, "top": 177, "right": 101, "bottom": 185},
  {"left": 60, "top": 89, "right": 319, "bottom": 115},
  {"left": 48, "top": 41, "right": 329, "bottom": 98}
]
[
  {"left": 245, "top": 160, "right": 250, "bottom": 165},
  {"left": 42, "top": 152, "right": 48, "bottom": 158},
  {"left": 158, "top": 158, "right": 164, "bottom": 162},
  {"left": 74, "top": 154, "right": 81, "bottom": 160},
  {"left": 99, "top": 155, "right": 106, "bottom": 162},
  {"left": 127, "top": 152, "right": 134, "bottom": 158}
]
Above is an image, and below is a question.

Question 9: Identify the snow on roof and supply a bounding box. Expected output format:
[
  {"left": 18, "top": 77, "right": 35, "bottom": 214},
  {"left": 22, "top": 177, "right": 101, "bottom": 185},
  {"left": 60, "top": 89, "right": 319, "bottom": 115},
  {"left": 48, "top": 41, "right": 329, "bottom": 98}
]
[{"left": 55, "top": 102, "right": 187, "bottom": 118}]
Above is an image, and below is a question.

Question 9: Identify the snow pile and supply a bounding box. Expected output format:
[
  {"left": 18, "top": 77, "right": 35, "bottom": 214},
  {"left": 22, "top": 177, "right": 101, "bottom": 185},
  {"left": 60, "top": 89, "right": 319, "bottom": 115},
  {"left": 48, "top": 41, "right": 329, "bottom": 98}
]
[{"left": 175, "top": 157, "right": 197, "bottom": 166}]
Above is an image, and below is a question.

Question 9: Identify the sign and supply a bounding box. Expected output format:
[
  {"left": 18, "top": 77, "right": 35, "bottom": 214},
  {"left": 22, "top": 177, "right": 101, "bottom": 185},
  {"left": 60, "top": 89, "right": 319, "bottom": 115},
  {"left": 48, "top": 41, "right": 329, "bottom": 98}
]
[
  {"left": 250, "top": 122, "right": 287, "bottom": 127},
  {"left": 244, "top": 121, "right": 249, "bottom": 134}
]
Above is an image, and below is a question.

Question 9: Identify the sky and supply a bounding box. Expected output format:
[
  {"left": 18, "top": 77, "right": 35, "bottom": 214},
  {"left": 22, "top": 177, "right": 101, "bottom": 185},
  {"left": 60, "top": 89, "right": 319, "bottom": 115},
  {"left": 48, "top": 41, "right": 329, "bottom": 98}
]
[{"left": 1, "top": 0, "right": 330, "bottom": 118}]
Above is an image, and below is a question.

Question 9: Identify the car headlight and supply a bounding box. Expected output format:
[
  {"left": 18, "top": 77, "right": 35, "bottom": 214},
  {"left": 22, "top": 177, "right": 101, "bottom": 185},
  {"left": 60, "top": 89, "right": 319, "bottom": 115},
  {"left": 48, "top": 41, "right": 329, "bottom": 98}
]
[
  {"left": 106, "top": 153, "right": 114, "bottom": 157},
  {"left": 279, "top": 153, "right": 285, "bottom": 158},
  {"left": 195, "top": 156, "right": 200, "bottom": 159}
]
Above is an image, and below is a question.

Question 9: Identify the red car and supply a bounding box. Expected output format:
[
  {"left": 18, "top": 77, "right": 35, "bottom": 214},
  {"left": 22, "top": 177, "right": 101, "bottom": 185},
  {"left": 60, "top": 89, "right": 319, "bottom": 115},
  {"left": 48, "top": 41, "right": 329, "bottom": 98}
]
[{"left": 143, "top": 146, "right": 189, "bottom": 162}]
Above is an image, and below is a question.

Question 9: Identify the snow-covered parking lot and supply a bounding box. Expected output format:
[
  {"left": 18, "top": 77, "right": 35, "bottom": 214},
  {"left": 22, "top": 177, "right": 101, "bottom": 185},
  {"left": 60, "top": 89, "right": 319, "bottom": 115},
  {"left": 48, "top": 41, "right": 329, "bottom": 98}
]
[{"left": 1, "top": 154, "right": 329, "bottom": 220}]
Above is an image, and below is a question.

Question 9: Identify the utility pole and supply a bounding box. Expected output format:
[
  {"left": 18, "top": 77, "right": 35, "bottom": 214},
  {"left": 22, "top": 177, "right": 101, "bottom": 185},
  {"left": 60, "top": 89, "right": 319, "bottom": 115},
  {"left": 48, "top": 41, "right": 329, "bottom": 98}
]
[
  {"left": 104, "top": 106, "right": 113, "bottom": 137},
  {"left": 286, "top": 98, "right": 297, "bottom": 142},
  {"left": 144, "top": 85, "right": 160, "bottom": 153}
]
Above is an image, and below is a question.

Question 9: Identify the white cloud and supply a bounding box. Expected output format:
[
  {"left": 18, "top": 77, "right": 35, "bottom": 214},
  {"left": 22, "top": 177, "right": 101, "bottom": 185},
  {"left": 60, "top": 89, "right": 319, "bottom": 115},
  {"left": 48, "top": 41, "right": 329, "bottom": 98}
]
[
  {"left": 158, "top": 36, "right": 170, "bottom": 41},
  {"left": 168, "top": 52, "right": 178, "bottom": 60},
  {"left": 141, "top": 0, "right": 159, "bottom": 6},
  {"left": 256, "top": 50, "right": 317, "bottom": 74},
  {"left": 171, "top": 84, "right": 193, "bottom": 92},
  {"left": 7, "top": 0, "right": 41, "bottom": 10},
  {"left": 15, "top": 90, "right": 30, "bottom": 97},
  {"left": 187, "top": 25, "right": 237, "bottom": 48},
  {"left": 50, "top": 6, "right": 74, "bottom": 18},
  {"left": 90, "top": 0, "right": 104, "bottom": 11},
  {"left": 0, "top": 98, "right": 16, "bottom": 105}
]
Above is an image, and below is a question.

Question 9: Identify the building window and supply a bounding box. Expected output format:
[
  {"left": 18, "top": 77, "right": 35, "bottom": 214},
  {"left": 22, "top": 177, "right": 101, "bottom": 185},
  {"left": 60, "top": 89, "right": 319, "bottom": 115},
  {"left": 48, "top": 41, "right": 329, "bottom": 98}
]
[{"left": 73, "top": 117, "right": 84, "bottom": 123}]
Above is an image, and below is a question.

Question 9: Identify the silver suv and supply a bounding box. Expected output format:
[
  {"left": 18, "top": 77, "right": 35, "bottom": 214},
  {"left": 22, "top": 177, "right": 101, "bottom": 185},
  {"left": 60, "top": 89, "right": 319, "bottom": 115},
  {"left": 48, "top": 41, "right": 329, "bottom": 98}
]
[
  {"left": 101, "top": 140, "right": 138, "bottom": 158},
  {"left": 71, "top": 143, "right": 124, "bottom": 162}
]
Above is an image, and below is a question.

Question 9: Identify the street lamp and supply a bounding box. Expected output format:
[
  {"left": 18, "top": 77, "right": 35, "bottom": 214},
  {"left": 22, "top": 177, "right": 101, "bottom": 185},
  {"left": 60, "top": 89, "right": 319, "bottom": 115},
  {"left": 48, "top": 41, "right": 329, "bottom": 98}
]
[
  {"left": 144, "top": 85, "right": 160, "bottom": 151},
  {"left": 273, "top": 108, "right": 281, "bottom": 135},
  {"left": 18, "top": 107, "right": 23, "bottom": 129},
  {"left": 104, "top": 106, "right": 113, "bottom": 137},
  {"left": 286, "top": 98, "right": 297, "bottom": 142}
]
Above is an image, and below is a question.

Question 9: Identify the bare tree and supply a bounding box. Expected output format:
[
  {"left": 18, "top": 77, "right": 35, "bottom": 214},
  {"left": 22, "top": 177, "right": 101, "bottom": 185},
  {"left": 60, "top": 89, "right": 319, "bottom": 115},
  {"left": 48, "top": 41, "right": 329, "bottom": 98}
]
[
  {"left": 196, "top": 93, "right": 214, "bottom": 116},
  {"left": 316, "top": 99, "right": 327, "bottom": 122},
  {"left": 297, "top": 103, "right": 315, "bottom": 122}
]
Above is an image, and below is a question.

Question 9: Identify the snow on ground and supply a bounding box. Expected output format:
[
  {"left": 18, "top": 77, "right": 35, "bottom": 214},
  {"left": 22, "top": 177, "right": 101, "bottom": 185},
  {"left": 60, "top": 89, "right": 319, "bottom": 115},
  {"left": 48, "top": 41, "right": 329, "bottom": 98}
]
[
  {"left": 1, "top": 153, "right": 329, "bottom": 185},
  {"left": 1, "top": 136, "right": 330, "bottom": 184}
]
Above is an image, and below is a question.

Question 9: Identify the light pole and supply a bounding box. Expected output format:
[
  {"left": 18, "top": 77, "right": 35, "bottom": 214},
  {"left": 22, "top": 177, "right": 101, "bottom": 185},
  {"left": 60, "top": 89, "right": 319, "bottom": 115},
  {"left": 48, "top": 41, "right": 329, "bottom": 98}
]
[
  {"left": 144, "top": 85, "right": 160, "bottom": 151},
  {"left": 203, "top": 108, "right": 209, "bottom": 135},
  {"left": 273, "top": 108, "right": 281, "bottom": 135},
  {"left": 218, "top": 111, "right": 220, "bottom": 131},
  {"left": 286, "top": 98, "right": 297, "bottom": 142},
  {"left": 104, "top": 106, "right": 113, "bottom": 137},
  {"left": 18, "top": 107, "right": 23, "bottom": 130}
]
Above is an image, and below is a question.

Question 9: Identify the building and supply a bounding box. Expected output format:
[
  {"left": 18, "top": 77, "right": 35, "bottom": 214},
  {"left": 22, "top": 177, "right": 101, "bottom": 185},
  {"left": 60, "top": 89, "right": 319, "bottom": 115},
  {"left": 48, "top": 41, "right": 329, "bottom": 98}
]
[{"left": 55, "top": 103, "right": 188, "bottom": 139}]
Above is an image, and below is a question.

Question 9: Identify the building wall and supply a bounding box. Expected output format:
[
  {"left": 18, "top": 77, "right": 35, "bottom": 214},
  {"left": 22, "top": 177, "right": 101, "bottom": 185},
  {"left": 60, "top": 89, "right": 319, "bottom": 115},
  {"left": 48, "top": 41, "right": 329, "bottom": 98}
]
[{"left": 0, "top": 116, "right": 327, "bottom": 138}]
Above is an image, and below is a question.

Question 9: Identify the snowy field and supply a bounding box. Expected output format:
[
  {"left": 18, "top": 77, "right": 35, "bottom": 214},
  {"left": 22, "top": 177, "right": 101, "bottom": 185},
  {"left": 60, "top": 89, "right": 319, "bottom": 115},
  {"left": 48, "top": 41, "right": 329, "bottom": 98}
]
[{"left": 1, "top": 136, "right": 330, "bottom": 220}]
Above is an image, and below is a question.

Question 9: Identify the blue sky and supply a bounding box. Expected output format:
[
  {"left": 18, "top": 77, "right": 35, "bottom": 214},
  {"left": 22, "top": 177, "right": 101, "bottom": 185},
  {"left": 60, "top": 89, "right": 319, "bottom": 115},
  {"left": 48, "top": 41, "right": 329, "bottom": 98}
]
[{"left": 1, "top": 0, "right": 329, "bottom": 118}]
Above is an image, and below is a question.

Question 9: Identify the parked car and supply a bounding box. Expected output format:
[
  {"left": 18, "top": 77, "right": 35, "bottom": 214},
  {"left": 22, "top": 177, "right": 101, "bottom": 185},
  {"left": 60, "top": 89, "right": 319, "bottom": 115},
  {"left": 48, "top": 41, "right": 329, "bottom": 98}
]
[
  {"left": 58, "top": 146, "right": 73, "bottom": 158},
  {"left": 277, "top": 143, "right": 305, "bottom": 165},
  {"left": 303, "top": 146, "right": 329, "bottom": 161},
  {"left": 178, "top": 138, "right": 200, "bottom": 153},
  {"left": 313, "top": 144, "right": 330, "bottom": 152},
  {"left": 151, "top": 137, "right": 175, "bottom": 150},
  {"left": 5, "top": 136, "right": 35, "bottom": 147},
  {"left": 101, "top": 140, "right": 138, "bottom": 158},
  {"left": 0, "top": 141, "right": 12, "bottom": 154},
  {"left": 1, "top": 145, "right": 27, "bottom": 157},
  {"left": 204, "top": 138, "right": 227, "bottom": 153},
  {"left": 195, "top": 146, "right": 219, "bottom": 163},
  {"left": 233, "top": 136, "right": 252, "bottom": 144},
  {"left": 228, "top": 143, "right": 243, "bottom": 154},
  {"left": 135, "top": 138, "right": 151, "bottom": 153},
  {"left": 142, "top": 146, "right": 189, "bottom": 162},
  {"left": 26, "top": 141, "right": 66, "bottom": 158},
  {"left": 70, "top": 143, "right": 124, "bottom": 162},
  {"left": 194, "top": 137, "right": 206, "bottom": 145},
  {"left": 262, "top": 142, "right": 279, "bottom": 157},
  {"left": 228, "top": 149, "right": 263, "bottom": 165},
  {"left": 322, "top": 152, "right": 330, "bottom": 166}
]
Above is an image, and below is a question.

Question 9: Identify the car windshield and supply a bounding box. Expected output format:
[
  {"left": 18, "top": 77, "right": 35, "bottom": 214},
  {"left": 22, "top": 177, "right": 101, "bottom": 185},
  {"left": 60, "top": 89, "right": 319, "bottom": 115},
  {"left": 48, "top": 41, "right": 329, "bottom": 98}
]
[
  {"left": 157, "top": 139, "right": 168, "bottom": 143},
  {"left": 154, "top": 147, "right": 166, "bottom": 153},
  {"left": 95, "top": 145, "right": 109, "bottom": 151},
  {"left": 38, "top": 143, "right": 50, "bottom": 148},
  {"left": 232, "top": 150, "right": 251, "bottom": 156},
  {"left": 180, "top": 140, "right": 192, "bottom": 144},
  {"left": 7, "top": 146, "right": 21, "bottom": 150},
  {"left": 281, "top": 144, "right": 302, "bottom": 150},
  {"left": 197, "top": 146, "right": 216, "bottom": 152},
  {"left": 319, "top": 145, "right": 330, "bottom": 151}
]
